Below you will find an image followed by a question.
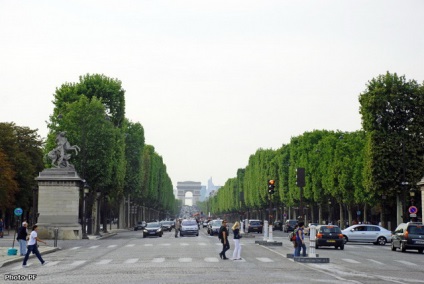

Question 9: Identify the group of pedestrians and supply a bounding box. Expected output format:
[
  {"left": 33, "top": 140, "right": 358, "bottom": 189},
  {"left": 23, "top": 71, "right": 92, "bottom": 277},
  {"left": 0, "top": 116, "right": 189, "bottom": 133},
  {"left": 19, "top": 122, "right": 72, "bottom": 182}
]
[
  {"left": 293, "top": 221, "right": 307, "bottom": 257},
  {"left": 14, "top": 221, "right": 49, "bottom": 267}
]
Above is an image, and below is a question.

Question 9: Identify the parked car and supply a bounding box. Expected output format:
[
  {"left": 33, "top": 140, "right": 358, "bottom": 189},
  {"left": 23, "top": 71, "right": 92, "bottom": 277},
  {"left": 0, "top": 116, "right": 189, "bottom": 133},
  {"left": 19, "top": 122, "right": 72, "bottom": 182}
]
[
  {"left": 180, "top": 219, "right": 199, "bottom": 237},
  {"left": 284, "top": 219, "right": 298, "bottom": 233},
  {"left": 273, "top": 220, "right": 283, "bottom": 231},
  {"left": 247, "top": 220, "right": 263, "bottom": 233},
  {"left": 134, "top": 221, "right": 146, "bottom": 231},
  {"left": 391, "top": 222, "right": 424, "bottom": 253},
  {"left": 143, "top": 222, "right": 163, "bottom": 238},
  {"left": 342, "top": 224, "right": 392, "bottom": 245},
  {"left": 207, "top": 219, "right": 222, "bottom": 236},
  {"left": 161, "top": 221, "right": 174, "bottom": 232},
  {"left": 315, "top": 225, "right": 344, "bottom": 250}
]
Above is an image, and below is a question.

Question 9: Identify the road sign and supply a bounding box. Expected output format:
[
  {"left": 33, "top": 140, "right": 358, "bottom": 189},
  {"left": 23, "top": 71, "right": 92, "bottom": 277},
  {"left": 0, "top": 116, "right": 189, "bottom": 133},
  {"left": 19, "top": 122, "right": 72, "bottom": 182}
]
[
  {"left": 409, "top": 206, "right": 418, "bottom": 214},
  {"left": 14, "top": 207, "right": 23, "bottom": 216},
  {"left": 410, "top": 213, "right": 417, "bottom": 218}
]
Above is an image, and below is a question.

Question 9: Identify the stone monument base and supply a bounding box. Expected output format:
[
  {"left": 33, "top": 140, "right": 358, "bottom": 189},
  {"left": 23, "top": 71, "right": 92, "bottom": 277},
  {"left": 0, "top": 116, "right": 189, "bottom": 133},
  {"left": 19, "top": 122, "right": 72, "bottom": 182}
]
[{"left": 37, "top": 223, "right": 81, "bottom": 240}]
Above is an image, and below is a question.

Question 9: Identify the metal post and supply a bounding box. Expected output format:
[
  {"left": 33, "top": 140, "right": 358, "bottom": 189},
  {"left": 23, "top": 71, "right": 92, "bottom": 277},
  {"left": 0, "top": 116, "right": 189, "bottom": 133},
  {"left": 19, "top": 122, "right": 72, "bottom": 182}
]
[
  {"left": 54, "top": 227, "right": 59, "bottom": 247},
  {"left": 263, "top": 220, "right": 268, "bottom": 241}
]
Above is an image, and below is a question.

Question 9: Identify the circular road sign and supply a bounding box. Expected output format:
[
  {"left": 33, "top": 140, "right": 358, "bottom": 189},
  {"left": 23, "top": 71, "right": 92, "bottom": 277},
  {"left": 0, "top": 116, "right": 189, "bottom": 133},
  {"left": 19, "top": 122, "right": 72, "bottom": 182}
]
[
  {"left": 14, "top": 207, "right": 23, "bottom": 216},
  {"left": 409, "top": 206, "right": 418, "bottom": 214}
]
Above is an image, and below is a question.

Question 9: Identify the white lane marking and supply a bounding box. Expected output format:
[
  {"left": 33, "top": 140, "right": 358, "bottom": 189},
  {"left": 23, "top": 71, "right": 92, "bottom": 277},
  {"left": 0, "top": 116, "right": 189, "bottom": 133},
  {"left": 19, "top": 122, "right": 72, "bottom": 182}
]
[
  {"left": 124, "top": 258, "right": 139, "bottom": 264},
  {"left": 70, "top": 247, "right": 80, "bottom": 250},
  {"left": 44, "top": 261, "right": 60, "bottom": 266},
  {"left": 256, "top": 257, "right": 273, "bottom": 262},
  {"left": 107, "top": 245, "right": 117, "bottom": 248},
  {"left": 96, "top": 259, "right": 113, "bottom": 265},
  {"left": 362, "top": 246, "right": 376, "bottom": 250},
  {"left": 180, "top": 243, "right": 189, "bottom": 246},
  {"left": 125, "top": 244, "right": 135, "bottom": 247},
  {"left": 160, "top": 243, "right": 170, "bottom": 246},
  {"left": 394, "top": 260, "right": 417, "bottom": 266},
  {"left": 70, "top": 260, "right": 86, "bottom": 266},
  {"left": 204, "top": 257, "right": 219, "bottom": 262},
  {"left": 144, "top": 244, "right": 153, "bottom": 246},
  {"left": 342, "top": 259, "right": 360, "bottom": 264},
  {"left": 178, "top": 258, "right": 192, "bottom": 262},
  {"left": 367, "top": 259, "right": 384, "bottom": 265},
  {"left": 152, "top": 258, "right": 165, "bottom": 263},
  {"left": 89, "top": 245, "right": 99, "bottom": 249},
  {"left": 198, "top": 242, "right": 207, "bottom": 246}
]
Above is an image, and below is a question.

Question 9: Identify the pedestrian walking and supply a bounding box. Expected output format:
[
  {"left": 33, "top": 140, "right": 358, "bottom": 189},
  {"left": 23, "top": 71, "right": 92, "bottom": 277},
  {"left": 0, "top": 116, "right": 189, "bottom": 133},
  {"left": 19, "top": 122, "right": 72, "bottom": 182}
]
[
  {"left": 292, "top": 224, "right": 299, "bottom": 256},
  {"left": 294, "top": 221, "right": 307, "bottom": 257},
  {"left": 22, "top": 225, "right": 48, "bottom": 267},
  {"left": 174, "top": 219, "right": 180, "bottom": 238},
  {"left": 17, "top": 221, "right": 28, "bottom": 256},
  {"left": 231, "top": 221, "right": 242, "bottom": 260},
  {"left": 218, "top": 220, "right": 230, "bottom": 260},
  {"left": 0, "top": 218, "right": 4, "bottom": 238}
]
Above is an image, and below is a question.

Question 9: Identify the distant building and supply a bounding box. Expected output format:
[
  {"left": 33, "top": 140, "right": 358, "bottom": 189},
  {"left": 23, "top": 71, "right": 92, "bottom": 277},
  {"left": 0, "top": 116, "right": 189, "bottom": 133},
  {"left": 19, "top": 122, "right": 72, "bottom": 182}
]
[
  {"left": 176, "top": 181, "right": 201, "bottom": 206},
  {"left": 200, "top": 185, "right": 207, "bottom": 201}
]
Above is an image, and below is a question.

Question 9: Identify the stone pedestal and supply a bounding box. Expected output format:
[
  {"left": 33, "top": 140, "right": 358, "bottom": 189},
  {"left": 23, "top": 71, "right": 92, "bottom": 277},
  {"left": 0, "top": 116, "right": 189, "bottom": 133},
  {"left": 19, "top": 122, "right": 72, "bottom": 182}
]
[{"left": 35, "top": 168, "right": 83, "bottom": 240}]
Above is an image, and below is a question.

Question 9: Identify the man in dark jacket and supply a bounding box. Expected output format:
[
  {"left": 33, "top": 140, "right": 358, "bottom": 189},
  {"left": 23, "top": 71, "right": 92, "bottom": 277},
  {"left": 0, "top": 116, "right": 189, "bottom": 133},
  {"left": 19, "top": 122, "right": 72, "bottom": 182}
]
[
  {"left": 219, "top": 220, "right": 230, "bottom": 260},
  {"left": 17, "top": 222, "right": 28, "bottom": 256}
]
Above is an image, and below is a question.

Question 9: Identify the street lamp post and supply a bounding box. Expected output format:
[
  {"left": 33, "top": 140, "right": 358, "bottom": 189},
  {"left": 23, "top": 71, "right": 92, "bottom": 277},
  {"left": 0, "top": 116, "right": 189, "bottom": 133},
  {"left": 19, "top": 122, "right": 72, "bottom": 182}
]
[
  {"left": 95, "top": 190, "right": 101, "bottom": 235},
  {"left": 82, "top": 182, "right": 90, "bottom": 239}
]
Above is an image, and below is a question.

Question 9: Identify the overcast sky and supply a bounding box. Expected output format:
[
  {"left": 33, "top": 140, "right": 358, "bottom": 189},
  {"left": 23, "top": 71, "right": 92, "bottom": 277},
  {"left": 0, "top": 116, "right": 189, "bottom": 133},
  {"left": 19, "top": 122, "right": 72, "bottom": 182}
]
[{"left": 1, "top": 1, "right": 423, "bottom": 188}]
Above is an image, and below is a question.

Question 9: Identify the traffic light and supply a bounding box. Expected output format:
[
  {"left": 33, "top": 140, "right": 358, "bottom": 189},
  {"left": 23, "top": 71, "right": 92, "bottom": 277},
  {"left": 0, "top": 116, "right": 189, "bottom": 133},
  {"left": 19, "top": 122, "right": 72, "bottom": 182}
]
[
  {"left": 296, "top": 168, "right": 305, "bottom": 187},
  {"left": 268, "top": 179, "right": 275, "bottom": 194}
]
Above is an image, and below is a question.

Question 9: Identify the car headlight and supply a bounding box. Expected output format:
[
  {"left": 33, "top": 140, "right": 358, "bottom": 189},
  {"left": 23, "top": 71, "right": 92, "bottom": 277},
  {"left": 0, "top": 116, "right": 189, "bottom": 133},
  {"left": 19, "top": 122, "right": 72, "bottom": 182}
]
[
  {"left": 143, "top": 229, "right": 148, "bottom": 233},
  {"left": 157, "top": 229, "right": 162, "bottom": 232}
]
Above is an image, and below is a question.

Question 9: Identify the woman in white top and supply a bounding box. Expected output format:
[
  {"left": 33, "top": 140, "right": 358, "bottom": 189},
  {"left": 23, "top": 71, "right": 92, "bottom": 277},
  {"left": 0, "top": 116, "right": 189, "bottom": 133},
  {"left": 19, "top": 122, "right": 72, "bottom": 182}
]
[
  {"left": 22, "top": 225, "right": 48, "bottom": 267},
  {"left": 232, "top": 221, "right": 242, "bottom": 260}
]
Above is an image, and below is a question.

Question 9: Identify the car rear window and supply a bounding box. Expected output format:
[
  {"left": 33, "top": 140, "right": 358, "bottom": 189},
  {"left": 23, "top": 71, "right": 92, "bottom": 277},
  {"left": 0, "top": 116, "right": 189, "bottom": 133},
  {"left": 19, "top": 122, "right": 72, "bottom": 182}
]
[
  {"left": 182, "top": 220, "right": 197, "bottom": 226},
  {"left": 409, "top": 225, "right": 424, "bottom": 234},
  {"left": 250, "top": 221, "right": 261, "bottom": 225},
  {"left": 320, "top": 226, "right": 341, "bottom": 233}
]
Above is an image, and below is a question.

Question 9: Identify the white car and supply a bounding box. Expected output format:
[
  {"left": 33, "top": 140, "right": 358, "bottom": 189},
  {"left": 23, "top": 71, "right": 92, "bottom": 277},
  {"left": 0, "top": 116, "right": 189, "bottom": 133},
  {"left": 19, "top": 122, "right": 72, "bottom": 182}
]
[
  {"left": 180, "top": 219, "right": 199, "bottom": 237},
  {"left": 342, "top": 224, "right": 392, "bottom": 245}
]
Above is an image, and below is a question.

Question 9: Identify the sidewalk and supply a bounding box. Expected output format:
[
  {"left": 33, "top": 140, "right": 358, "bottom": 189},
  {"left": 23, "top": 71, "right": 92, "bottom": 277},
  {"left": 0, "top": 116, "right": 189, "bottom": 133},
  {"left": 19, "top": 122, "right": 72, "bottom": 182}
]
[{"left": 0, "top": 227, "right": 128, "bottom": 268}]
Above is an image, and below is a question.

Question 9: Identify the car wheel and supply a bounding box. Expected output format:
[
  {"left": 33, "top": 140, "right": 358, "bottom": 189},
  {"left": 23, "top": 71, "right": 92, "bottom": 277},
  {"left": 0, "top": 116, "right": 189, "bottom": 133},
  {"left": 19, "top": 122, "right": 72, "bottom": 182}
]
[
  {"left": 375, "top": 237, "right": 386, "bottom": 245},
  {"left": 400, "top": 242, "right": 406, "bottom": 252},
  {"left": 134, "top": 228, "right": 138, "bottom": 231},
  {"left": 391, "top": 242, "right": 397, "bottom": 251},
  {"left": 143, "top": 235, "right": 146, "bottom": 238},
  {"left": 340, "top": 245, "right": 344, "bottom": 250},
  {"left": 342, "top": 236, "right": 348, "bottom": 244},
  {"left": 418, "top": 249, "right": 423, "bottom": 254},
  {"left": 315, "top": 243, "right": 318, "bottom": 249},
  {"left": 335, "top": 246, "right": 338, "bottom": 249},
  {"left": 196, "top": 233, "right": 199, "bottom": 236}
]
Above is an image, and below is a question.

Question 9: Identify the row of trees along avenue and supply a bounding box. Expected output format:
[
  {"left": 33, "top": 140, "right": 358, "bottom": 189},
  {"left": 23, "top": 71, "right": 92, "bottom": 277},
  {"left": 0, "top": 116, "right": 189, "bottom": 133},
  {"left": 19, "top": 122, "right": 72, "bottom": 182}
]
[
  {"left": 0, "top": 74, "right": 177, "bottom": 230},
  {"left": 200, "top": 72, "right": 424, "bottom": 229}
]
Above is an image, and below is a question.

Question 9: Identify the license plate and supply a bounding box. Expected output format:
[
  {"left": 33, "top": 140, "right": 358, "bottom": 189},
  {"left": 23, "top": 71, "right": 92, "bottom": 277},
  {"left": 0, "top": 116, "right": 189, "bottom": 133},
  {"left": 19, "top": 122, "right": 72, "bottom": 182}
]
[
  {"left": 415, "top": 241, "right": 424, "bottom": 244},
  {"left": 327, "top": 240, "right": 335, "bottom": 243},
  {"left": 149, "top": 232, "right": 155, "bottom": 234}
]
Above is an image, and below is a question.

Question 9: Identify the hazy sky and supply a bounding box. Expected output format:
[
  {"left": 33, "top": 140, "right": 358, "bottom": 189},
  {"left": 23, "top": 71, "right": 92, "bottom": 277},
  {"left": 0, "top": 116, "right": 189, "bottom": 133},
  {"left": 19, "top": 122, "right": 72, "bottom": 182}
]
[{"left": 1, "top": 1, "right": 423, "bottom": 188}]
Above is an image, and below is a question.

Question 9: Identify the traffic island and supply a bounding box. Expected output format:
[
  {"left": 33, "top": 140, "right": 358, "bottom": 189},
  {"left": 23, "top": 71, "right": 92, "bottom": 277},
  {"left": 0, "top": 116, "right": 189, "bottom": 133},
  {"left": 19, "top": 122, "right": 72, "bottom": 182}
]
[
  {"left": 287, "top": 253, "right": 319, "bottom": 258},
  {"left": 255, "top": 240, "right": 282, "bottom": 246},
  {"left": 293, "top": 256, "right": 329, "bottom": 263}
]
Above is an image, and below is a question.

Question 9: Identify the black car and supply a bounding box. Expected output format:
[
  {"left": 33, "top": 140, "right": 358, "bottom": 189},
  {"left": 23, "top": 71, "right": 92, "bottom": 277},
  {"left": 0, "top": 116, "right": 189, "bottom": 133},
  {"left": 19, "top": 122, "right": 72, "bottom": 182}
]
[
  {"left": 247, "top": 220, "right": 263, "bottom": 233},
  {"left": 391, "top": 222, "right": 424, "bottom": 253},
  {"left": 273, "top": 220, "right": 283, "bottom": 231},
  {"left": 161, "top": 221, "right": 174, "bottom": 232},
  {"left": 134, "top": 221, "right": 146, "bottom": 231},
  {"left": 315, "top": 225, "right": 344, "bottom": 250},
  {"left": 284, "top": 220, "right": 298, "bottom": 233},
  {"left": 143, "top": 222, "right": 163, "bottom": 238}
]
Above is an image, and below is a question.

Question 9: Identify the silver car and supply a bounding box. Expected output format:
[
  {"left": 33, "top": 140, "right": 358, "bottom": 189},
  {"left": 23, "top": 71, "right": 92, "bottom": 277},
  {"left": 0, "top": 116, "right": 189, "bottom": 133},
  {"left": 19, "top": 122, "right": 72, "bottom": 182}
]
[
  {"left": 180, "top": 219, "right": 199, "bottom": 237},
  {"left": 342, "top": 224, "right": 392, "bottom": 245}
]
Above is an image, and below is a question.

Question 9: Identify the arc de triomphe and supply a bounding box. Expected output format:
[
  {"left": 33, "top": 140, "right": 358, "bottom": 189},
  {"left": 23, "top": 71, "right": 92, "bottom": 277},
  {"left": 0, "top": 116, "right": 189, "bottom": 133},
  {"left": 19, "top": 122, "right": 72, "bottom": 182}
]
[{"left": 177, "top": 181, "right": 201, "bottom": 206}]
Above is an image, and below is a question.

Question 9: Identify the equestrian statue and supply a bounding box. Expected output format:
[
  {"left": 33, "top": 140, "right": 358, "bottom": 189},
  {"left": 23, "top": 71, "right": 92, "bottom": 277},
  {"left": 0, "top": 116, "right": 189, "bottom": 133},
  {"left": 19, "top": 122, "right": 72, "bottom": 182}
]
[{"left": 47, "top": 132, "right": 80, "bottom": 168}]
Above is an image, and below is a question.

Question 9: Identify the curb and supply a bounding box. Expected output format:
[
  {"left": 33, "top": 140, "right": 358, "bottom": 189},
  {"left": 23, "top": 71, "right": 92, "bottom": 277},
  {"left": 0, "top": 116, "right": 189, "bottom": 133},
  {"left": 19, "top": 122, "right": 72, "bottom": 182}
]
[{"left": 255, "top": 240, "right": 283, "bottom": 246}]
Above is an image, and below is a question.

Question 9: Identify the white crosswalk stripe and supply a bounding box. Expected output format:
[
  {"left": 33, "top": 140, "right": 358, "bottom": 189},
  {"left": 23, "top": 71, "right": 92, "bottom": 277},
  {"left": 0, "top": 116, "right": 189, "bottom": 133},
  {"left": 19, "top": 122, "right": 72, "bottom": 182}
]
[
  {"left": 152, "top": 258, "right": 165, "bottom": 263},
  {"left": 70, "top": 260, "right": 87, "bottom": 266},
  {"left": 394, "top": 260, "right": 416, "bottom": 266},
  {"left": 125, "top": 244, "right": 135, "bottom": 247},
  {"left": 204, "top": 257, "right": 219, "bottom": 262},
  {"left": 44, "top": 261, "right": 60, "bottom": 266},
  {"left": 89, "top": 245, "right": 99, "bottom": 249},
  {"left": 256, "top": 257, "right": 273, "bottom": 262},
  {"left": 124, "top": 258, "right": 139, "bottom": 264},
  {"left": 342, "top": 259, "right": 360, "bottom": 264},
  {"left": 367, "top": 259, "right": 384, "bottom": 265},
  {"left": 107, "top": 245, "right": 117, "bottom": 248},
  {"left": 178, "top": 258, "right": 192, "bottom": 262},
  {"left": 144, "top": 244, "right": 153, "bottom": 246},
  {"left": 70, "top": 247, "right": 80, "bottom": 250}
]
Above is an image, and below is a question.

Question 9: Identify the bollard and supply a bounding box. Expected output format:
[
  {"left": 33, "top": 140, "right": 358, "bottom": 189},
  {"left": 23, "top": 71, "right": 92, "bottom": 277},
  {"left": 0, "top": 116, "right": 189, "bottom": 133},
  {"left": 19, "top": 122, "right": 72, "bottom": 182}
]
[
  {"left": 268, "top": 224, "right": 274, "bottom": 242},
  {"left": 54, "top": 227, "right": 59, "bottom": 247},
  {"left": 263, "top": 220, "right": 268, "bottom": 241},
  {"left": 308, "top": 225, "right": 316, "bottom": 257}
]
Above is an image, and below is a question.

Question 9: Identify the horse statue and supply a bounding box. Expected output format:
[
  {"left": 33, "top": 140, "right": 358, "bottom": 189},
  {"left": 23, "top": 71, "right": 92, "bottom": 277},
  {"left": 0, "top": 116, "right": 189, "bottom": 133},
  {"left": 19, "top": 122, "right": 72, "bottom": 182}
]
[{"left": 47, "top": 132, "right": 80, "bottom": 168}]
